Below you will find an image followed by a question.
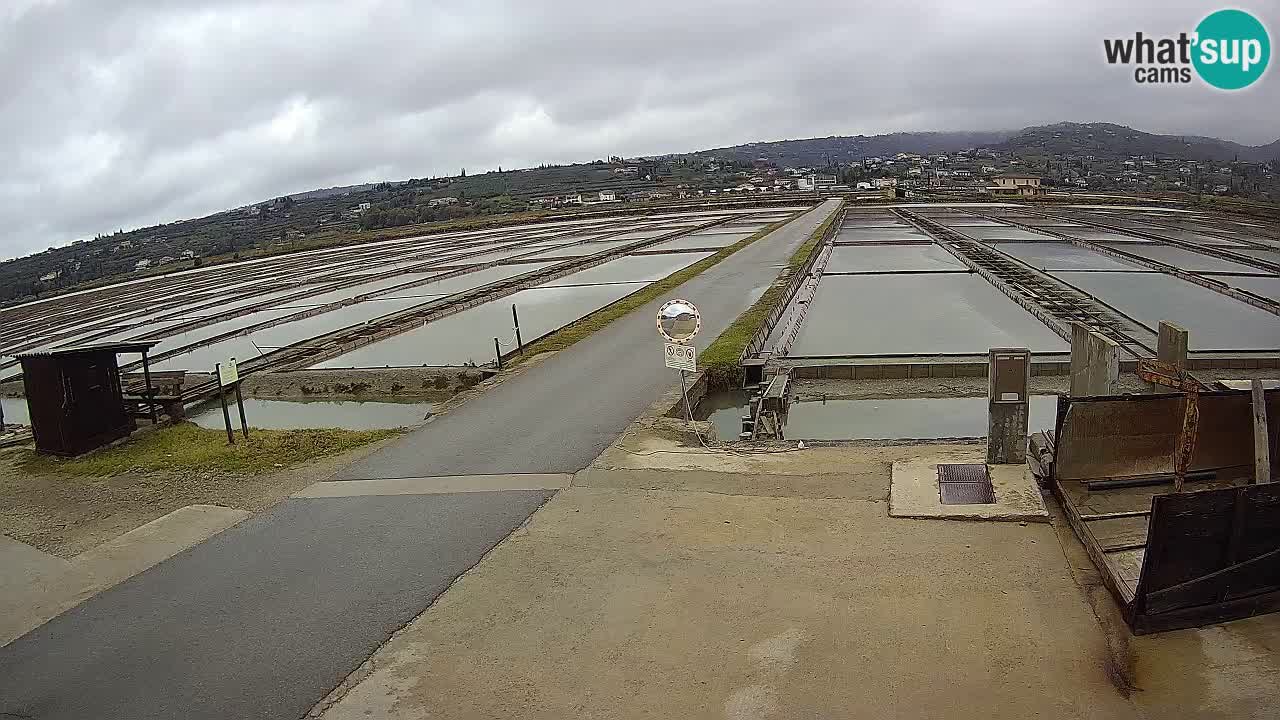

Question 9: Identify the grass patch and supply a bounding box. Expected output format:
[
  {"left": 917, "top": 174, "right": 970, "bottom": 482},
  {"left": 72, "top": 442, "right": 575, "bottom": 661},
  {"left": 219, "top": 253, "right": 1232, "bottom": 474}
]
[
  {"left": 511, "top": 213, "right": 803, "bottom": 362},
  {"left": 699, "top": 200, "right": 844, "bottom": 388},
  {"left": 16, "top": 422, "right": 401, "bottom": 476}
]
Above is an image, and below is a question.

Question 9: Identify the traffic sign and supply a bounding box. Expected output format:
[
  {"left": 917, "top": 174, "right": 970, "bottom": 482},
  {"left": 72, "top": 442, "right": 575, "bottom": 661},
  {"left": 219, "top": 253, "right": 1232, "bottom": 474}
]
[{"left": 664, "top": 342, "right": 696, "bottom": 372}]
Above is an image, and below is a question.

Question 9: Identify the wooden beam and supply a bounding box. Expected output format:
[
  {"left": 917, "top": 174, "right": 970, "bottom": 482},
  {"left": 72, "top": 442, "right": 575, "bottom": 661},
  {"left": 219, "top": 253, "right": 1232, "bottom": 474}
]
[
  {"left": 1253, "top": 379, "right": 1271, "bottom": 485},
  {"left": 1101, "top": 541, "right": 1149, "bottom": 553},
  {"left": 1081, "top": 510, "right": 1152, "bottom": 521}
]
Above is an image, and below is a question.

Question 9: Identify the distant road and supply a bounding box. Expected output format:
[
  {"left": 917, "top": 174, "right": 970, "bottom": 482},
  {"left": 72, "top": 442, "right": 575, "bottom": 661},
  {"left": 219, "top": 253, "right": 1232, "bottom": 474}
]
[{"left": 337, "top": 197, "right": 842, "bottom": 479}]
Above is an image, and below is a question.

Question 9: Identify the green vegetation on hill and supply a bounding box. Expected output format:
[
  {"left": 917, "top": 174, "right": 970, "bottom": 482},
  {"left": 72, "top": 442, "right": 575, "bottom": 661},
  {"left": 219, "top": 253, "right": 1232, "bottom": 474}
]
[{"left": 992, "top": 122, "right": 1280, "bottom": 163}]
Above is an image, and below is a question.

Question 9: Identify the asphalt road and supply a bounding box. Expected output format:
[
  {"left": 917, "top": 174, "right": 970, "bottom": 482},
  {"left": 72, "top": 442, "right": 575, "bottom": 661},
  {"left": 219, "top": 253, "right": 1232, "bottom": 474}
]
[
  {"left": 0, "top": 491, "right": 554, "bottom": 720},
  {"left": 0, "top": 199, "right": 839, "bottom": 720},
  {"left": 337, "top": 198, "right": 842, "bottom": 479}
]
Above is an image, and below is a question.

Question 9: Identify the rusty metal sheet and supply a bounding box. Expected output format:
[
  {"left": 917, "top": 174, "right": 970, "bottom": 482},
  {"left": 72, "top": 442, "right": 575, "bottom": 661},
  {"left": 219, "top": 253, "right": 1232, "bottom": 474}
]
[
  {"left": 1137, "top": 358, "right": 1206, "bottom": 391},
  {"left": 1055, "top": 391, "right": 1277, "bottom": 481}
]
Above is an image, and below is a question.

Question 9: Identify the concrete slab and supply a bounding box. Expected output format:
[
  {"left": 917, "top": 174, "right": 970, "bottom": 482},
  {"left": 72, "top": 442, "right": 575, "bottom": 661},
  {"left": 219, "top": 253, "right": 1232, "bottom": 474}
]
[
  {"left": 312, "top": 486, "right": 1131, "bottom": 719},
  {"left": 0, "top": 534, "right": 69, "bottom": 598},
  {"left": 295, "top": 473, "right": 572, "bottom": 497},
  {"left": 0, "top": 504, "right": 250, "bottom": 647},
  {"left": 889, "top": 453, "right": 1048, "bottom": 522},
  {"left": 574, "top": 467, "right": 883, "bottom": 501}
]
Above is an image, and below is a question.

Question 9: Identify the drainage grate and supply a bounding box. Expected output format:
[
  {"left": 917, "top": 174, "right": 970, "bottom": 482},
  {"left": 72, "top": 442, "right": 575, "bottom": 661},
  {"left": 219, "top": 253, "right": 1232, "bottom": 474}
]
[{"left": 938, "top": 463, "right": 995, "bottom": 505}]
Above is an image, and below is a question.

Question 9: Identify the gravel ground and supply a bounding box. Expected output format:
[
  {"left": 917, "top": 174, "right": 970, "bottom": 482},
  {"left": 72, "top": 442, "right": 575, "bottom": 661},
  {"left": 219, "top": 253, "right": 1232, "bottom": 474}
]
[{"left": 0, "top": 438, "right": 395, "bottom": 559}]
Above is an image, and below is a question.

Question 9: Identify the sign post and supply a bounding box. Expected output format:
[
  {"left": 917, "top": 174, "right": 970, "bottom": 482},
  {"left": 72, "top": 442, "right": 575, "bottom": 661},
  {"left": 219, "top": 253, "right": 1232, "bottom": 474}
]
[
  {"left": 215, "top": 358, "right": 248, "bottom": 444},
  {"left": 657, "top": 299, "right": 701, "bottom": 425}
]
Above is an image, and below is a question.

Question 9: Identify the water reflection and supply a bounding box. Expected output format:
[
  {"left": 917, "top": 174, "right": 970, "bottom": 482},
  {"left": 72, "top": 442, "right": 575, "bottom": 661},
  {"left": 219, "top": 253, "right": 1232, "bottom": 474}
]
[{"left": 189, "top": 398, "right": 433, "bottom": 431}]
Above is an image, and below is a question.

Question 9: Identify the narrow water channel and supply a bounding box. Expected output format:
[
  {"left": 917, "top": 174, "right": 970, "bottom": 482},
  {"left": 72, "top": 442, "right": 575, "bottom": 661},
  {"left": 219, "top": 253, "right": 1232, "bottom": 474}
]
[
  {"left": 188, "top": 398, "right": 433, "bottom": 431},
  {"left": 700, "top": 391, "right": 1059, "bottom": 441}
]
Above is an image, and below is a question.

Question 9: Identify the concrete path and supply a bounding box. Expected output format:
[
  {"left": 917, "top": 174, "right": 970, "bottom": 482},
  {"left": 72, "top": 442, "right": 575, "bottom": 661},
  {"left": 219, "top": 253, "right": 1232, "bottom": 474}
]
[
  {"left": 0, "top": 505, "right": 250, "bottom": 647},
  {"left": 0, "top": 491, "right": 553, "bottom": 720},
  {"left": 0, "top": 535, "right": 68, "bottom": 599},
  {"left": 336, "top": 198, "right": 842, "bottom": 479},
  {"left": 312, "top": 467, "right": 1143, "bottom": 720}
]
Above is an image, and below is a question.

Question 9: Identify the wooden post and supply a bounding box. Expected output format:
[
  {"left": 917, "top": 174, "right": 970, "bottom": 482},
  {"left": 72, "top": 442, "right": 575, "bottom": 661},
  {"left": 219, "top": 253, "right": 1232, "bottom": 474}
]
[
  {"left": 1173, "top": 388, "right": 1199, "bottom": 492},
  {"left": 140, "top": 349, "right": 158, "bottom": 423},
  {"left": 234, "top": 382, "right": 249, "bottom": 440},
  {"left": 494, "top": 338, "right": 503, "bottom": 369},
  {"left": 678, "top": 370, "right": 693, "bottom": 422},
  {"left": 216, "top": 364, "right": 234, "bottom": 445},
  {"left": 1253, "top": 379, "right": 1271, "bottom": 484},
  {"left": 512, "top": 304, "right": 523, "bottom": 355}
]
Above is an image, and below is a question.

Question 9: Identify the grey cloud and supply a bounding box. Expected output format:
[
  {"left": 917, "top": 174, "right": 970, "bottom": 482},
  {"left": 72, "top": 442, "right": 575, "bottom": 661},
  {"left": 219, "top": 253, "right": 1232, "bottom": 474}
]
[{"left": 1, "top": 0, "right": 1277, "bottom": 259}]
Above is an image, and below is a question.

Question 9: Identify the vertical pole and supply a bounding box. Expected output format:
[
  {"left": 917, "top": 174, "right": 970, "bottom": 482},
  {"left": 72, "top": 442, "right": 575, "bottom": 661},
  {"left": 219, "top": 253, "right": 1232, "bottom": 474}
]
[
  {"left": 235, "top": 382, "right": 249, "bottom": 440},
  {"left": 216, "top": 364, "right": 234, "bottom": 445},
  {"left": 987, "top": 348, "right": 1030, "bottom": 465},
  {"left": 1152, "top": 321, "right": 1189, "bottom": 393},
  {"left": 1172, "top": 388, "right": 1199, "bottom": 492},
  {"left": 0, "top": 395, "right": 5, "bottom": 428},
  {"left": 1252, "top": 379, "right": 1271, "bottom": 484},
  {"left": 512, "top": 304, "right": 523, "bottom": 355},
  {"left": 679, "top": 370, "right": 693, "bottom": 423},
  {"left": 494, "top": 338, "right": 503, "bottom": 369},
  {"left": 141, "top": 349, "right": 158, "bottom": 423}
]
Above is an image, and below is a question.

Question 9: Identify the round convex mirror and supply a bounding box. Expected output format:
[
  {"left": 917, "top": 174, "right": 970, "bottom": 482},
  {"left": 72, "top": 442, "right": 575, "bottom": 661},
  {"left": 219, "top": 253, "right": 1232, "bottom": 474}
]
[{"left": 657, "top": 299, "right": 700, "bottom": 343}]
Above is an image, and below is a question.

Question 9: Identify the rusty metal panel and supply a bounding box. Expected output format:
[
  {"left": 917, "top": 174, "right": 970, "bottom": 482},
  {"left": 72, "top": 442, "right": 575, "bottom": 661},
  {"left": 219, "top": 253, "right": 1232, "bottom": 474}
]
[{"left": 1055, "top": 390, "right": 1276, "bottom": 481}]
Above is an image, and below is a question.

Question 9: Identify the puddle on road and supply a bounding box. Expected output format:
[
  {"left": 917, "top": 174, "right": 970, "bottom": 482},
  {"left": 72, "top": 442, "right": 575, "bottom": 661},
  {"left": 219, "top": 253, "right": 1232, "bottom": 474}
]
[
  {"left": 189, "top": 398, "right": 433, "bottom": 431},
  {"left": 700, "top": 392, "right": 1058, "bottom": 441}
]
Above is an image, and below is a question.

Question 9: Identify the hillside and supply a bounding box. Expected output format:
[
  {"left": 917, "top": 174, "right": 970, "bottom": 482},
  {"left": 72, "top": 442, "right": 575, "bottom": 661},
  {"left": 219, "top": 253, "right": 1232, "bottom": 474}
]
[
  {"left": 4, "top": 121, "right": 1278, "bottom": 308},
  {"left": 988, "top": 122, "right": 1280, "bottom": 163},
  {"left": 687, "top": 131, "right": 1014, "bottom": 166}
]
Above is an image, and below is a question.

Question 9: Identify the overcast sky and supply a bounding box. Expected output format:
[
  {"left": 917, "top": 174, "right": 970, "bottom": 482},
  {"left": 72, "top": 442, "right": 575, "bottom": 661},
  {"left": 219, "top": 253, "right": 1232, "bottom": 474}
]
[{"left": 2, "top": 0, "right": 1276, "bottom": 260}]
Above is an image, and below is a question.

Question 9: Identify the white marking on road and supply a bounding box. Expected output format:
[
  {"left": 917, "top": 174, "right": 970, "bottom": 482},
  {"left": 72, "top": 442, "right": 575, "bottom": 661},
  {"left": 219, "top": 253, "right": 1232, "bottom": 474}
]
[
  {"left": 294, "top": 473, "right": 572, "bottom": 497},
  {"left": 725, "top": 627, "right": 808, "bottom": 719}
]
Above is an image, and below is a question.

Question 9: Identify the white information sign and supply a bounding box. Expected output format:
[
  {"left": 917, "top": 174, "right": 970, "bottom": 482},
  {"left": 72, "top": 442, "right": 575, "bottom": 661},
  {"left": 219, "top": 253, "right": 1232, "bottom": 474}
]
[
  {"left": 217, "top": 357, "right": 239, "bottom": 386},
  {"left": 664, "top": 342, "right": 696, "bottom": 372}
]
